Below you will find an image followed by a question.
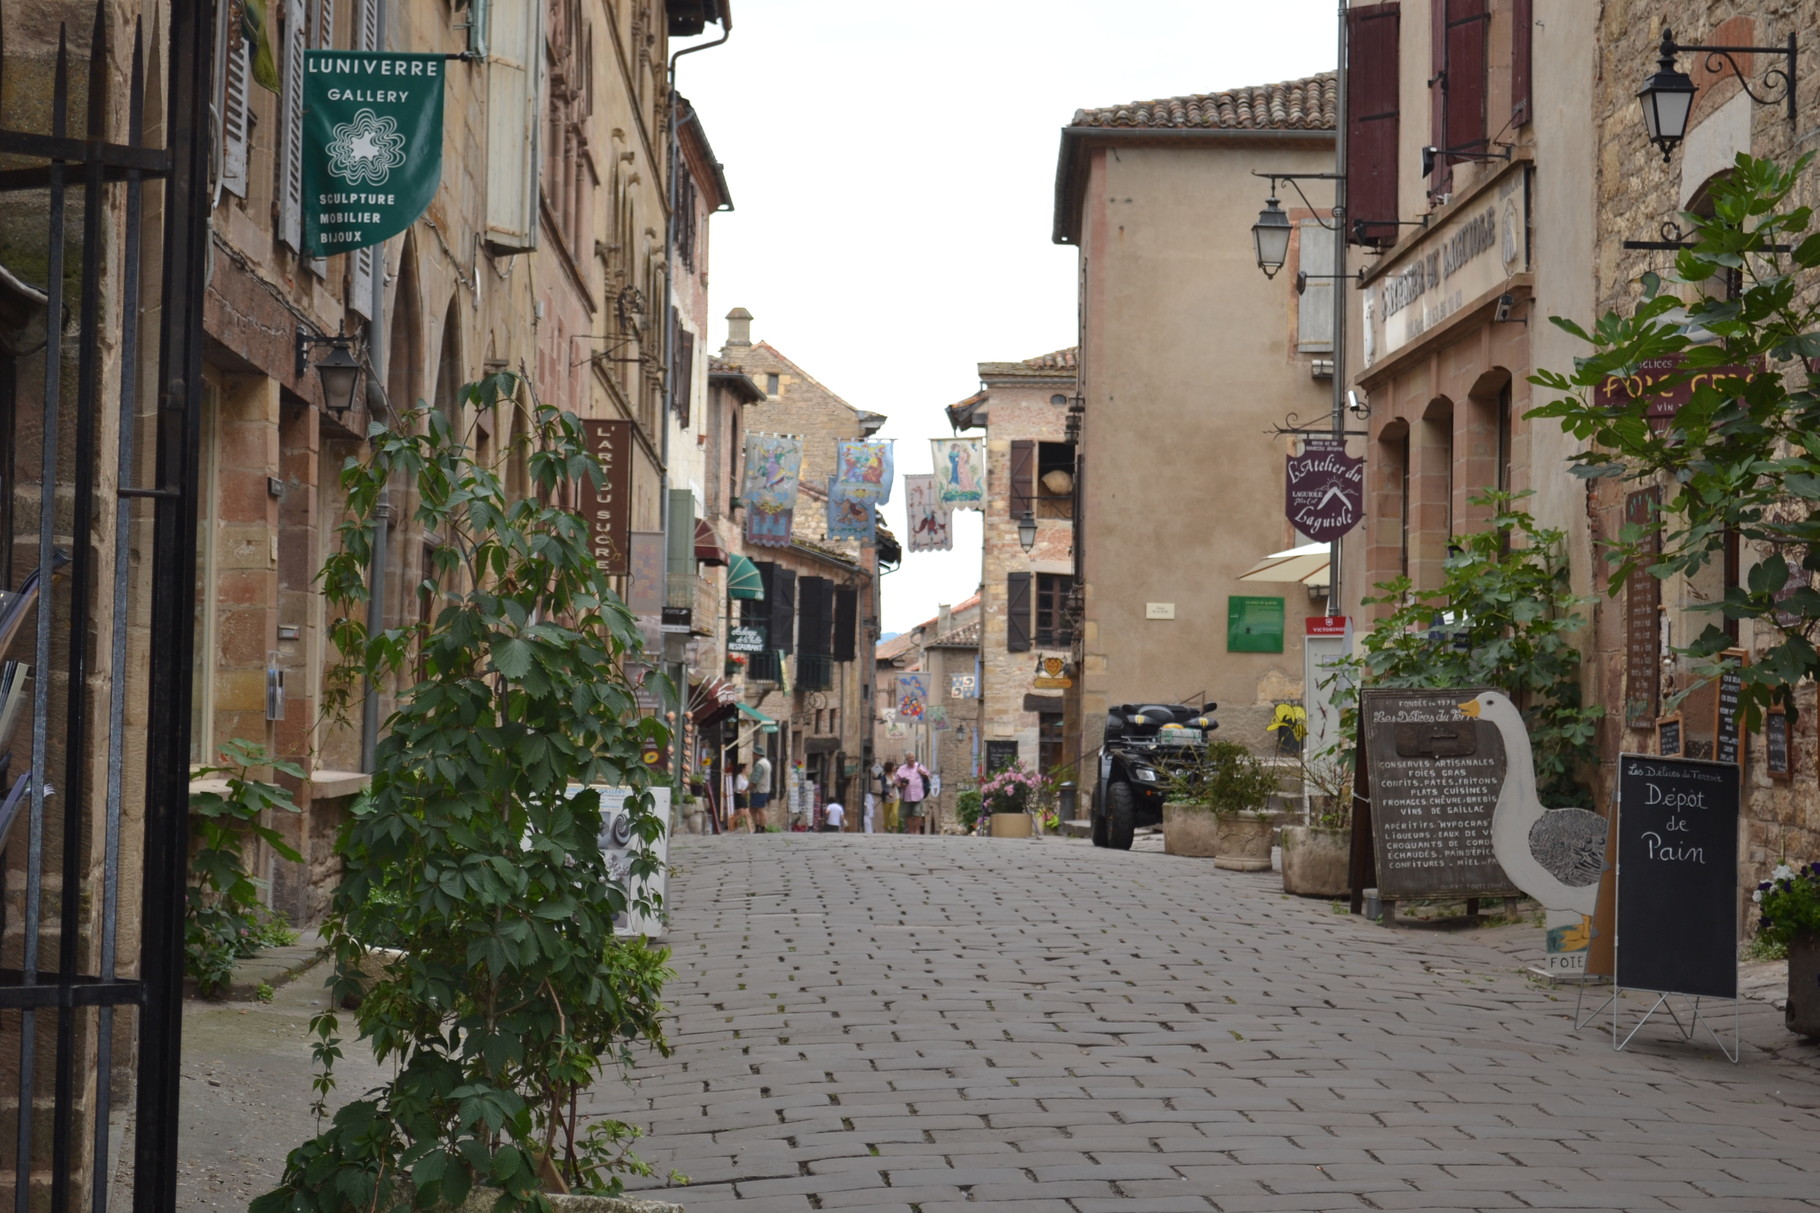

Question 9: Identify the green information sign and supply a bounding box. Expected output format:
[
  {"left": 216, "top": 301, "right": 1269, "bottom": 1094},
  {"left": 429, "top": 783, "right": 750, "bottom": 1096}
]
[
  {"left": 1227, "top": 595, "right": 1285, "bottom": 653},
  {"left": 302, "top": 51, "right": 445, "bottom": 257}
]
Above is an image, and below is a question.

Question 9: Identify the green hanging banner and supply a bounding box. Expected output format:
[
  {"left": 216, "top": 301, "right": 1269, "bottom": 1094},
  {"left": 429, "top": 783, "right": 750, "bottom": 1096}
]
[{"left": 302, "top": 50, "right": 445, "bottom": 256}]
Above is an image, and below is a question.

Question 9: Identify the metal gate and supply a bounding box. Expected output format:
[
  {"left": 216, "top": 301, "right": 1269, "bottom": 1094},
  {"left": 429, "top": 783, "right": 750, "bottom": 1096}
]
[{"left": 0, "top": 0, "right": 211, "bottom": 1210}]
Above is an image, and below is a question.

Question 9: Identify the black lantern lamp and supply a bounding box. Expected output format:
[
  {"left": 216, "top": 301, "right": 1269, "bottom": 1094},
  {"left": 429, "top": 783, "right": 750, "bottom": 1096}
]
[
  {"left": 1252, "top": 195, "right": 1292, "bottom": 279},
  {"left": 1639, "top": 27, "right": 1798, "bottom": 162},
  {"left": 1638, "top": 31, "right": 1699, "bottom": 160},
  {"left": 1017, "top": 509, "right": 1037, "bottom": 554},
  {"left": 296, "top": 325, "right": 364, "bottom": 419}
]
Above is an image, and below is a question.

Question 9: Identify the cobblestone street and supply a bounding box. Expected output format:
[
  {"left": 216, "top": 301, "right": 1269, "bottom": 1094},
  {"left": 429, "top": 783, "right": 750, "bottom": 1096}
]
[{"left": 611, "top": 833, "right": 1820, "bottom": 1213}]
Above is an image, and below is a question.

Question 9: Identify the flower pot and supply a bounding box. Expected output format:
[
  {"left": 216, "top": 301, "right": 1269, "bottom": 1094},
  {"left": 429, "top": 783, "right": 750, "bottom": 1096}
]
[
  {"left": 1789, "top": 936, "right": 1820, "bottom": 1038},
  {"left": 989, "top": 811, "right": 1032, "bottom": 839},
  {"left": 1162, "top": 801, "right": 1219, "bottom": 857},
  {"left": 1279, "top": 824, "right": 1351, "bottom": 896},
  {"left": 1214, "top": 810, "right": 1275, "bottom": 871}
]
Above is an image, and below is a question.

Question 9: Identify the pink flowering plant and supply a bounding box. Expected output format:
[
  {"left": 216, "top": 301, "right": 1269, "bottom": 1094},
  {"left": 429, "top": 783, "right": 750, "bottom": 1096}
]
[
  {"left": 977, "top": 762, "right": 1055, "bottom": 827},
  {"left": 1755, "top": 862, "right": 1820, "bottom": 947}
]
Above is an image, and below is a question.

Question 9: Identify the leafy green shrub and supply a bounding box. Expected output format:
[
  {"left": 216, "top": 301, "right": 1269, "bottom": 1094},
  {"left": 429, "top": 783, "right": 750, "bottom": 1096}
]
[
  {"left": 1756, "top": 863, "right": 1820, "bottom": 948},
  {"left": 186, "top": 739, "right": 303, "bottom": 997},
  {"left": 954, "top": 790, "right": 983, "bottom": 832},
  {"left": 254, "top": 376, "right": 674, "bottom": 1212},
  {"left": 1164, "top": 740, "right": 1281, "bottom": 817}
]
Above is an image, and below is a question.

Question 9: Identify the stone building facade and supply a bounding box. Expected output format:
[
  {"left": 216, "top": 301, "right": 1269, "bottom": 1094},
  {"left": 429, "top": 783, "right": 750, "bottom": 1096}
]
[
  {"left": 1052, "top": 76, "right": 1338, "bottom": 794},
  {"left": 874, "top": 596, "right": 983, "bottom": 831},
  {"left": 945, "top": 349, "right": 1077, "bottom": 781},
  {"left": 1583, "top": 1, "right": 1820, "bottom": 899}
]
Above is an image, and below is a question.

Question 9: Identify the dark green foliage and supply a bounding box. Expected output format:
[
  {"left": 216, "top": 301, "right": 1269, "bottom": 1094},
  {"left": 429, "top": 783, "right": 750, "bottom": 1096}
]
[
  {"left": 1162, "top": 739, "right": 1282, "bottom": 817},
  {"left": 253, "top": 375, "right": 674, "bottom": 1212},
  {"left": 1334, "top": 491, "right": 1602, "bottom": 808},
  {"left": 186, "top": 739, "right": 304, "bottom": 997},
  {"left": 1529, "top": 152, "right": 1820, "bottom": 725}
]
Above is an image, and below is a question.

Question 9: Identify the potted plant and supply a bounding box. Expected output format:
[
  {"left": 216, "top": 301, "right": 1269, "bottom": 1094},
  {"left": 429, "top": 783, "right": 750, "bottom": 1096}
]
[
  {"left": 1755, "top": 862, "right": 1820, "bottom": 1037},
  {"left": 1280, "top": 745, "right": 1354, "bottom": 897},
  {"left": 978, "top": 762, "right": 1047, "bottom": 839},
  {"left": 1158, "top": 752, "right": 1221, "bottom": 858},
  {"left": 1204, "top": 740, "right": 1284, "bottom": 871}
]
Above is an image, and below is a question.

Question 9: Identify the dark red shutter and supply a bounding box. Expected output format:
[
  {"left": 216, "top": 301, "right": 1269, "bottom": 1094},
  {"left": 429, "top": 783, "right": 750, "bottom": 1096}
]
[
  {"left": 1347, "top": 2, "right": 1401, "bottom": 247},
  {"left": 1444, "top": 0, "right": 1488, "bottom": 162},
  {"left": 1008, "top": 439, "right": 1035, "bottom": 519},
  {"left": 771, "top": 567, "right": 796, "bottom": 655},
  {"left": 1430, "top": 0, "right": 1450, "bottom": 199},
  {"left": 1006, "top": 572, "right": 1032, "bottom": 653},
  {"left": 1510, "top": 0, "right": 1532, "bottom": 127},
  {"left": 832, "top": 587, "right": 857, "bottom": 661}
]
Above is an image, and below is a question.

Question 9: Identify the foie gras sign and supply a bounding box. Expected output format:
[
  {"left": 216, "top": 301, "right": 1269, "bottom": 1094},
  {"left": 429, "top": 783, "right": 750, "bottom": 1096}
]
[{"left": 1285, "top": 436, "right": 1362, "bottom": 542}]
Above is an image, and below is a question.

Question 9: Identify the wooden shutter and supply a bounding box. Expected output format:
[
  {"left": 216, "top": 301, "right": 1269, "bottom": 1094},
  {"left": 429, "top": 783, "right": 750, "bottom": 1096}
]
[
  {"left": 1429, "top": 0, "right": 1449, "bottom": 200},
  {"left": 485, "top": 0, "right": 542, "bottom": 252},
  {"left": 770, "top": 566, "right": 796, "bottom": 655},
  {"left": 798, "top": 577, "right": 833, "bottom": 658},
  {"left": 1444, "top": 0, "right": 1488, "bottom": 160},
  {"left": 1006, "top": 572, "right": 1032, "bottom": 653},
  {"left": 277, "top": 0, "right": 306, "bottom": 250},
  {"left": 1297, "top": 220, "right": 1334, "bottom": 351},
  {"left": 1345, "top": 2, "right": 1399, "bottom": 246},
  {"left": 672, "top": 317, "right": 694, "bottom": 425},
  {"left": 832, "top": 587, "right": 857, "bottom": 662},
  {"left": 218, "top": 0, "right": 251, "bottom": 198},
  {"left": 348, "top": 0, "right": 378, "bottom": 315},
  {"left": 1008, "top": 439, "right": 1034, "bottom": 519},
  {"left": 1510, "top": 0, "right": 1532, "bottom": 128}
]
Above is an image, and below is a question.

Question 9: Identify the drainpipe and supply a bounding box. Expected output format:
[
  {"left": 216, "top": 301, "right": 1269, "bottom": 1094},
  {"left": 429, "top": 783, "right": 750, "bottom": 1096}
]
[
  {"left": 661, "top": 15, "right": 734, "bottom": 789},
  {"left": 1329, "top": 0, "right": 1349, "bottom": 612}
]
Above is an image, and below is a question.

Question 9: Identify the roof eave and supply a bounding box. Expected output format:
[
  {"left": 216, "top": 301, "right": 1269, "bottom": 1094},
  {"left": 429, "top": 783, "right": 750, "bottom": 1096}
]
[{"left": 1052, "top": 125, "right": 1336, "bottom": 246}]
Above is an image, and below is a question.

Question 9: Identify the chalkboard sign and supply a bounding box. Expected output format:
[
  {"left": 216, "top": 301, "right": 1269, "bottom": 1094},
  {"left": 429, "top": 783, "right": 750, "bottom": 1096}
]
[
  {"left": 1711, "top": 651, "right": 1746, "bottom": 765},
  {"left": 1765, "top": 707, "right": 1791, "bottom": 779},
  {"left": 1614, "top": 754, "right": 1739, "bottom": 999},
  {"left": 1623, "top": 489, "right": 1662, "bottom": 728},
  {"left": 1655, "top": 715, "right": 1682, "bottom": 758},
  {"left": 984, "top": 740, "right": 1020, "bottom": 773},
  {"left": 1360, "top": 688, "right": 1517, "bottom": 899}
]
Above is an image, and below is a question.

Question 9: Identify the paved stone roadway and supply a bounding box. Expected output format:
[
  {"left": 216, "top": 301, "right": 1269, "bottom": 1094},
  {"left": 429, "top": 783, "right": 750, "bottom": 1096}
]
[{"left": 603, "top": 833, "right": 1820, "bottom": 1213}]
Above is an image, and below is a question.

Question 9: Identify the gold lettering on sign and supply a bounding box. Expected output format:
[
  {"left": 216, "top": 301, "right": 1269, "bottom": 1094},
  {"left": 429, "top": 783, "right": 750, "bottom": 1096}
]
[{"left": 581, "top": 420, "right": 632, "bottom": 575}]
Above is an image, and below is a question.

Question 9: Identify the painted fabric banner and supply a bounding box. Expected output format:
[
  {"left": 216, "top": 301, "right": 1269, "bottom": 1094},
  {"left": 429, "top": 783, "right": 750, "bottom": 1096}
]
[
  {"left": 742, "top": 434, "right": 803, "bottom": 548},
  {"left": 834, "top": 440, "right": 894, "bottom": 504},
  {"left": 303, "top": 51, "right": 446, "bottom": 256},
  {"left": 904, "top": 474, "right": 953, "bottom": 552},
  {"left": 896, "top": 675, "right": 929, "bottom": 720},
  {"left": 930, "top": 438, "right": 985, "bottom": 506},
  {"left": 825, "top": 478, "right": 876, "bottom": 540}
]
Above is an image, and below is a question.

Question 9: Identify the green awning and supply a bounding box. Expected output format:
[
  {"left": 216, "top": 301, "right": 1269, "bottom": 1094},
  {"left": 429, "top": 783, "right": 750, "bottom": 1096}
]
[
  {"left": 736, "top": 702, "right": 775, "bottom": 726},
  {"left": 727, "top": 552, "right": 765, "bottom": 601}
]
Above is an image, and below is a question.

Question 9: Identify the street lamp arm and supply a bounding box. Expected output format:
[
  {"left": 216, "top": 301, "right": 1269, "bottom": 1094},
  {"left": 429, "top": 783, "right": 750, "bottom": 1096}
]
[{"left": 1250, "top": 171, "right": 1344, "bottom": 231}]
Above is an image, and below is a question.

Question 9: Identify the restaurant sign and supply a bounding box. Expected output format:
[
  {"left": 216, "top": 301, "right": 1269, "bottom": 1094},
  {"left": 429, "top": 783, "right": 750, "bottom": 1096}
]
[
  {"left": 1595, "top": 354, "right": 1761, "bottom": 432},
  {"left": 1364, "top": 165, "right": 1528, "bottom": 366}
]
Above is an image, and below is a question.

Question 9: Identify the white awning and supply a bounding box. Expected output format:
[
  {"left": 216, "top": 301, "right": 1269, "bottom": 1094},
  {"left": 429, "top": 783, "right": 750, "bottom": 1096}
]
[{"left": 1237, "top": 542, "right": 1330, "bottom": 587}]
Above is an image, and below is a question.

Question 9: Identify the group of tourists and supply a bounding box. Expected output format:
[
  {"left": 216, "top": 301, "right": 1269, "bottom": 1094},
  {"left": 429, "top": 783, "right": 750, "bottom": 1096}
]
[{"left": 709, "top": 751, "right": 937, "bottom": 835}]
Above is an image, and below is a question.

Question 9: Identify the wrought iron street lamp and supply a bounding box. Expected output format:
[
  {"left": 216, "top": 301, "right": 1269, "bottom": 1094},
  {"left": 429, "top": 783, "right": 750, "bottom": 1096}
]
[
  {"left": 1252, "top": 195, "right": 1292, "bottom": 279},
  {"left": 296, "top": 326, "right": 364, "bottom": 418},
  {"left": 1639, "top": 27, "right": 1797, "bottom": 161},
  {"left": 1018, "top": 509, "right": 1037, "bottom": 554}
]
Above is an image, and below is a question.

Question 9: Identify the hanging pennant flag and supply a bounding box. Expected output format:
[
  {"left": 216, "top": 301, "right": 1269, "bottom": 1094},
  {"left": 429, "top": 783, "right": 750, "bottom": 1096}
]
[
  {"left": 904, "top": 474, "right": 953, "bottom": 552},
  {"left": 742, "top": 434, "right": 803, "bottom": 548},
  {"left": 930, "top": 438, "right": 986, "bottom": 506},
  {"left": 834, "top": 440, "right": 894, "bottom": 505},
  {"left": 303, "top": 51, "right": 447, "bottom": 256},
  {"left": 896, "top": 674, "right": 929, "bottom": 720},
  {"left": 242, "top": 0, "right": 280, "bottom": 93},
  {"left": 825, "top": 478, "right": 876, "bottom": 541}
]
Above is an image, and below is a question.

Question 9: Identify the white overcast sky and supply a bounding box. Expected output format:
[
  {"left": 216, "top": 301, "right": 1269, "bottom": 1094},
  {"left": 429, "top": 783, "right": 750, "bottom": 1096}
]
[{"left": 677, "top": 1, "right": 1339, "bottom": 634}]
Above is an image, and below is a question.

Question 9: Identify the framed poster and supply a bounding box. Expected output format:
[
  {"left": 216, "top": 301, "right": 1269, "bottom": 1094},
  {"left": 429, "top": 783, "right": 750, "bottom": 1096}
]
[
  {"left": 1655, "top": 715, "right": 1683, "bottom": 758},
  {"left": 1227, "top": 596, "right": 1285, "bottom": 653},
  {"left": 1765, "top": 706, "right": 1791, "bottom": 780},
  {"left": 1711, "top": 649, "right": 1746, "bottom": 765}
]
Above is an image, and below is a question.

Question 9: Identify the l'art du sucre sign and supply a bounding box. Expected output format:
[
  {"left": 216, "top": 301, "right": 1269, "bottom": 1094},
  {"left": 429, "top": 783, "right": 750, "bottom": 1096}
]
[{"left": 1364, "top": 166, "right": 1528, "bottom": 366}]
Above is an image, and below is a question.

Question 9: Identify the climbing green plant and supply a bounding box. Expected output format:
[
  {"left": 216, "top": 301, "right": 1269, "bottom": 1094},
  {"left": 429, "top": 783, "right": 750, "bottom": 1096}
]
[
  {"left": 1331, "top": 490, "right": 1602, "bottom": 808},
  {"left": 186, "top": 739, "right": 303, "bottom": 997},
  {"left": 1530, "top": 152, "right": 1820, "bottom": 726},
  {"left": 253, "top": 374, "right": 675, "bottom": 1213}
]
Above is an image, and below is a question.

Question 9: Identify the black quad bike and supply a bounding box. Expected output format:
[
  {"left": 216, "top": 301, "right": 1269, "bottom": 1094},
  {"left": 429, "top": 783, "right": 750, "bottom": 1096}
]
[{"left": 1090, "top": 702, "right": 1218, "bottom": 849}]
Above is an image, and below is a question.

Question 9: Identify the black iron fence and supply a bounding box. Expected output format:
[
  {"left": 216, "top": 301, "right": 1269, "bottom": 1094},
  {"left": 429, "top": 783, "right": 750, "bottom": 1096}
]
[{"left": 0, "top": 1, "right": 210, "bottom": 1210}]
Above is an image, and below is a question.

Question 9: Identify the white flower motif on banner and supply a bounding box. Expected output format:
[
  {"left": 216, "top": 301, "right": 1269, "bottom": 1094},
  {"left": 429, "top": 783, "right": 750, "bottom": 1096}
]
[{"left": 325, "top": 108, "right": 407, "bottom": 186}]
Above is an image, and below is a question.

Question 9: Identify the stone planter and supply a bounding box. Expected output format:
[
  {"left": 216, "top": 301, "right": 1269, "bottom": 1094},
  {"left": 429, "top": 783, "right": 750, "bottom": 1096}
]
[
  {"left": 989, "top": 811, "right": 1032, "bottom": 839},
  {"left": 1162, "top": 801, "right": 1219, "bottom": 857},
  {"left": 1280, "top": 825, "right": 1351, "bottom": 897},
  {"left": 1789, "top": 936, "right": 1820, "bottom": 1038},
  {"left": 1214, "top": 810, "right": 1275, "bottom": 871}
]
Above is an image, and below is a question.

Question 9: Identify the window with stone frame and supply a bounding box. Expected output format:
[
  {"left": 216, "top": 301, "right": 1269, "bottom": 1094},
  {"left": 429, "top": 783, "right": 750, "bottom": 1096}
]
[
  {"left": 1035, "top": 442, "right": 1075, "bottom": 520},
  {"left": 1035, "top": 573, "right": 1074, "bottom": 649},
  {"left": 543, "top": 0, "right": 597, "bottom": 265}
]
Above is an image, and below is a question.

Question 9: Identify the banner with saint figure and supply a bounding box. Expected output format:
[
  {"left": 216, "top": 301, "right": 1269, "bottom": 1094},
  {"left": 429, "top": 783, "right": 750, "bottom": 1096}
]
[
  {"left": 930, "top": 438, "right": 985, "bottom": 506},
  {"left": 834, "top": 440, "right": 894, "bottom": 504},
  {"left": 742, "top": 434, "right": 803, "bottom": 548},
  {"left": 303, "top": 51, "right": 447, "bottom": 256}
]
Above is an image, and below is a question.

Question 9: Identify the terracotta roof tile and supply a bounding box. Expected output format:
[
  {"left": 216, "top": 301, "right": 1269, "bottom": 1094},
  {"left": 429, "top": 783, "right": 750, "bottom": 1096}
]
[
  {"left": 928, "top": 620, "right": 981, "bottom": 649},
  {"left": 1072, "top": 72, "right": 1336, "bottom": 132},
  {"left": 977, "top": 347, "right": 1079, "bottom": 382}
]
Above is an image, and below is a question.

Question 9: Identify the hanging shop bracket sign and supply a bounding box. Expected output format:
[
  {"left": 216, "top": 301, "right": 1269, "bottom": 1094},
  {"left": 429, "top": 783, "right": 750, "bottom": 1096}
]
[{"left": 302, "top": 51, "right": 447, "bottom": 256}]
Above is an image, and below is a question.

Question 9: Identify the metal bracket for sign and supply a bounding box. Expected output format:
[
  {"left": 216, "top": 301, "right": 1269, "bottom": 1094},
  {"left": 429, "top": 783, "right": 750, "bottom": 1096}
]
[
  {"left": 1270, "top": 410, "right": 1368, "bottom": 438},
  {"left": 1622, "top": 220, "right": 1792, "bottom": 252},
  {"left": 1597, "top": 988, "right": 1739, "bottom": 1064}
]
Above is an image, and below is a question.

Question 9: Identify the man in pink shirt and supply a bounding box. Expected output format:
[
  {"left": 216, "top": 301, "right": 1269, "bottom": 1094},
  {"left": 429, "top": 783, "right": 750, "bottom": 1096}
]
[{"left": 894, "top": 753, "right": 930, "bottom": 835}]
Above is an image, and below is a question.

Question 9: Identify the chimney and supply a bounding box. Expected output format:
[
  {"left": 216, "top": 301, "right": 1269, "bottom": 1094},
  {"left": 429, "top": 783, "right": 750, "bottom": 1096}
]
[
  {"left": 937, "top": 603, "right": 953, "bottom": 634},
  {"left": 725, "top": 306, "right": 753, "bottom": 348}
]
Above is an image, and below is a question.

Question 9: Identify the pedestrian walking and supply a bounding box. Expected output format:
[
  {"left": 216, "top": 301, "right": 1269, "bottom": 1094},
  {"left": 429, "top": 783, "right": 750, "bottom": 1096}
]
[
  {"left": 749, "top": 753, "right": 773, "bottom": 831},
  {"left": 895, "top": 753, "right": 930, "bottom": 835},
  {"left": 726, "top": 762, "right": 749, "bottom": 832},
  {"left": 872, "top": 761, "right": 898, "bottom": 833},
  {"left": 822, "top": 801, "right": 844, "bottom": 832}
]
